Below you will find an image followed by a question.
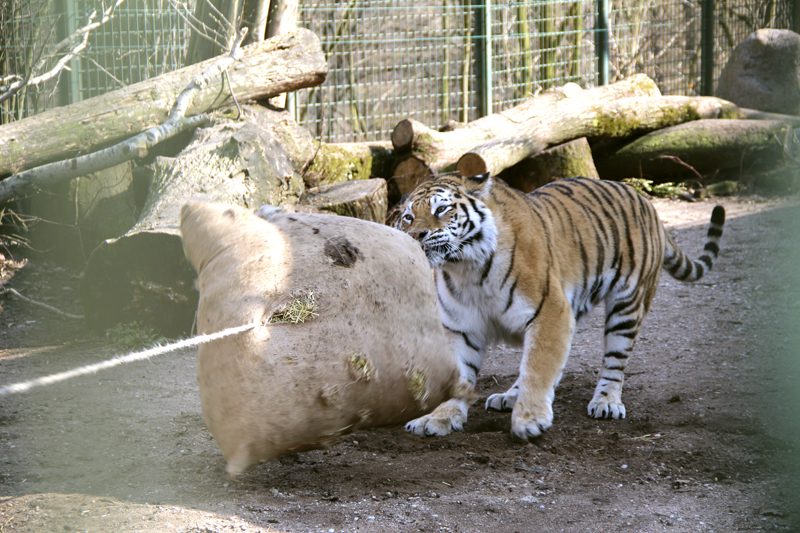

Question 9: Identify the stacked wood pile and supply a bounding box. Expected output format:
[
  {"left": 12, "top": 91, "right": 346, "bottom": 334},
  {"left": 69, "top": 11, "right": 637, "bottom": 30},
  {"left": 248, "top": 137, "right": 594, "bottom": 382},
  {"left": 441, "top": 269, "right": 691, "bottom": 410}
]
[{"left": 1, "top": 29, "right": 797, "bottom": 335}]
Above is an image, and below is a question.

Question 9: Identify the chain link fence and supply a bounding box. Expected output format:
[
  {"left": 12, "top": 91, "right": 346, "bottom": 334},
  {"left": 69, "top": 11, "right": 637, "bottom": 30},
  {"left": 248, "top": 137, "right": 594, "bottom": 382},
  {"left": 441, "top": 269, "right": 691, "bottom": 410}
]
[
  {"left": 72, "top": 0, "right": 191, "bottom": 100},
  {"left": 297, "top": 0, "right": 797, "bottom": 141},
  {"left": 295, "top": 1, "right": 483, "bottom": 142},
  {"left": 0, "top": 0, "right": 193, "bottom": 124},
  {"left": 1, "top": 0, "right": 797, "bottom": 141}
]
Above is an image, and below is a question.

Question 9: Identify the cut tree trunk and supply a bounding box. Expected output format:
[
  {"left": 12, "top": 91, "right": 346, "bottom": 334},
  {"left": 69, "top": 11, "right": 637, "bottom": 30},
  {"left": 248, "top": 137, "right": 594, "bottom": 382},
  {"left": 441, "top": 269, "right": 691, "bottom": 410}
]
[
  {"left": 265, "top": 0, "right": 299, "bottom": 109},
  {"left": 456, "top": 96, "right": 741, "bottom": 177},
  {"left": 301, "top": 178, "right": 388, "bottom": 223},
  {"left": 388, "top": 156, "right": 436, "bottom": 204},
  {"left": 80, "top": 105, "right": 310, "bottom": 336},
  {"left": 390, "top": 74, "right": 660, "bottom": 166},
  {"left": 501, "top": 137, "right": 599, "bottom": 193},
  {"left": 304, "top": 141, "right": 394, "bottom": 189},
  {"left": 185, "top": 0, "right": 241, "bottom": 64},
  {"left": 596, "top": 118, "right": 795, "bottom": 181},
  {"left": 0, "top": 29, "right": 327, "bottom": 177},
  {"left": 185, "top": 0, "right": 273, "bottom": 56}
]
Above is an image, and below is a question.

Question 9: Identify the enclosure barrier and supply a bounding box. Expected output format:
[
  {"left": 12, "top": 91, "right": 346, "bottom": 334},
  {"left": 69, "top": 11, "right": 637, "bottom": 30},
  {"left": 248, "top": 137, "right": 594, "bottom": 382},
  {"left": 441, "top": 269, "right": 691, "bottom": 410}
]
[{"left": 1, "top": 0, "right": 797, "bottom": 141}]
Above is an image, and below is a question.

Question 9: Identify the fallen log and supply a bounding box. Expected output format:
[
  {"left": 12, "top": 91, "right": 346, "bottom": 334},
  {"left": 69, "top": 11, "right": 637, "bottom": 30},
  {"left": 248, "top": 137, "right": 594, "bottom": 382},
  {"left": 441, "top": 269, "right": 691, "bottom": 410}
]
[
  {"left": 301, "top": 178, "right": 388, "bottom": 223},
  {"left": 389, "top": 74, "right": 660, "bottom": 187},
  {"left": 80, "top": 105, "right": 309, "bottom": 335},
  {"left": 0, "top": 28, "right": 252, "bottom": 204},
  {"left": 391, "top": 74, "right": 660, "bottom": 154},
  {"left": 739, "top": 107, "right": 800, "bottom": 126},
  {"left": 456, "top": 96, "right": 741, "bottom": 177},
  {"left": 595, "top": 118, "right": 795, "bottom": 181},
  {"left": 388, "top": 156, "right": 437, "bottom": 204},
  {"left": 500, "top": 137, "right": 599, "bottom": 193},
  {"left": 0, "top": 28, "right": 327, "bottom": 177}
]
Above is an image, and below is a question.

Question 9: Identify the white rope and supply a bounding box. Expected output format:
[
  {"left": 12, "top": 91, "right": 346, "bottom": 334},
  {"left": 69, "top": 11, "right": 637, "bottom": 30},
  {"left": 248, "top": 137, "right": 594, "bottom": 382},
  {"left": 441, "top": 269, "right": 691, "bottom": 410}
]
[{"left": 0, "top": 322, "right": 258, "bottom": 397}]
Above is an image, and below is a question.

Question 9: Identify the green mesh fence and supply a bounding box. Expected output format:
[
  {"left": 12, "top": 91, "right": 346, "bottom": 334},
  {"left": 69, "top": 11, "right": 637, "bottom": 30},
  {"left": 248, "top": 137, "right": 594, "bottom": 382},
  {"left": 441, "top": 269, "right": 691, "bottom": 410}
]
[
  {"left": 1, "top": 0, "right": 797, "bottom": 140},
  {"left": 608, "top": 1, "right": 702, "bottom": 94},
  {"left": 295, "top": 1, "right": 483, "bottom": 142},
  {"left": 73, "top": 0, "right": 192, "bottom": 99},
  {"left": 490, "top": 1, "right": 597, "bottom": 109},
  {"left": 0, "top": 0, "right": 193, "bottom": 125}
]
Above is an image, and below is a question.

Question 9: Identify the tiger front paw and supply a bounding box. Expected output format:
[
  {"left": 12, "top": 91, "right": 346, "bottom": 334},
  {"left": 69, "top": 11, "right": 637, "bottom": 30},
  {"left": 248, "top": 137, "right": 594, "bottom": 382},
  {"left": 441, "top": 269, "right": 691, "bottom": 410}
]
[
  {"left": 404, "top": 413, "right": 464, "bottom": 437},
  {"left": 510, "top": 405, "right": 553, "bottom": 441},
  {"left": 404, "top": 399, "right": 469, "bottom": 437},
  {"left": 485, "top": 390, "right": 518, "bottom": 412}
]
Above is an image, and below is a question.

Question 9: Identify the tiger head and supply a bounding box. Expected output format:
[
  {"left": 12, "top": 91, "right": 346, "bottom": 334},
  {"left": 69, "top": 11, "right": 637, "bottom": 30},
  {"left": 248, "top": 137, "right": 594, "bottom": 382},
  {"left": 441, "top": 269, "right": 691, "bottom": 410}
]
[{"left": 395, "top": 173, "right": 498, "bottom": 267}]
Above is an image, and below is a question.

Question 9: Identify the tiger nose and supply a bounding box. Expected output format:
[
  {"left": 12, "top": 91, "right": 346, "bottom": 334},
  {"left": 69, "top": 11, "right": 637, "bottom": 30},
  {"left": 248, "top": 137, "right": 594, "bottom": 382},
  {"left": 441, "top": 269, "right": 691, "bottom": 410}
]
[{"left": 409, "top": 230, "right": 428, "bottom": 241}]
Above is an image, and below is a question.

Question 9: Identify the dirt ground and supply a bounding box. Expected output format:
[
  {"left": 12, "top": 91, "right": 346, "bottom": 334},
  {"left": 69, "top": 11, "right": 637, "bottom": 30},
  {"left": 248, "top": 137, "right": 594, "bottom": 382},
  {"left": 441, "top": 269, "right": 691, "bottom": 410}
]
[{"left": 1, "top": 196, "right": 799, "bottom": 532}]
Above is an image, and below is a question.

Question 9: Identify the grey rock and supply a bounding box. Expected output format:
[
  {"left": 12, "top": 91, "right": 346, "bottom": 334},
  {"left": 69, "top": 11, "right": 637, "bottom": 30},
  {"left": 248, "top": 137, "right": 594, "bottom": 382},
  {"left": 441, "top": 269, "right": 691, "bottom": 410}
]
[{"left": 716, "top": 29, "right": 800, "bottom": 115}]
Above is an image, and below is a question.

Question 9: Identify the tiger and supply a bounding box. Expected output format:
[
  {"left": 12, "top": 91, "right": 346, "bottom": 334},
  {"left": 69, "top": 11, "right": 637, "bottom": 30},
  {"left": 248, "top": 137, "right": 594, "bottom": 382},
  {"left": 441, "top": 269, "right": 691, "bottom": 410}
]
[{"left": 394, "top": 174, "right": 725, "bottom": 441}]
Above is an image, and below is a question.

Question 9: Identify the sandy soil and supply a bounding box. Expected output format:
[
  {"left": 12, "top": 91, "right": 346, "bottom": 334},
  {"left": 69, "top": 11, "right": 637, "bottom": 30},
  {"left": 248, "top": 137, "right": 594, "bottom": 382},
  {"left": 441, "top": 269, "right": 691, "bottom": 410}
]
[{"left": 1, "top": 197, "right": 799, "bottom": 532}]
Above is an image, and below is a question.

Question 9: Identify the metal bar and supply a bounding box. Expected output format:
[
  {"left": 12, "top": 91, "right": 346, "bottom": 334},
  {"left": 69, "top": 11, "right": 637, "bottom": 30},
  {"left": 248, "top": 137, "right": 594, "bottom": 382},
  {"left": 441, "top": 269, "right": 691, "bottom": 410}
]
[
  {"left": 478, "top": 0, "right": 492, "bottom": 116},
  {"left": 61, "top": 0, "right": 81, "bottom": 104},
  {"left": 596, "top": 0, "right": 609, "bottom": 86},
  {"left": 700, "top": 0, "right": 714, "bottom": 96},
  {"left": 794, "top": 0, "right": 800, "bottom": 33}
]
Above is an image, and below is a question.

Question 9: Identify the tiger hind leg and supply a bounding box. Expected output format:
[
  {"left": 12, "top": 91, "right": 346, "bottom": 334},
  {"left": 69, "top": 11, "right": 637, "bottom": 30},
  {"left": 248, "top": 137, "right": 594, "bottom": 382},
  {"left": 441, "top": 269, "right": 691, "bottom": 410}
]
[{"left": 588, "top": 295, "right": 647, "bottom": 419}]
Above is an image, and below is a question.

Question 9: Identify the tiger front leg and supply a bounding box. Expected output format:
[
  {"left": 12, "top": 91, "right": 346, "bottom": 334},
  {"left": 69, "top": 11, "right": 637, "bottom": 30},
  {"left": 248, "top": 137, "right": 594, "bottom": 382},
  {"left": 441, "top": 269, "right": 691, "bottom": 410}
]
[
  {"left": 405, "top": 329, "right": 484, "bottom": 437},
  {"left": 404, "top": 397, "right": 471, "bottom": 436},
  {"left": 511, "top": 294, "right": 575, "bottom": 441}
]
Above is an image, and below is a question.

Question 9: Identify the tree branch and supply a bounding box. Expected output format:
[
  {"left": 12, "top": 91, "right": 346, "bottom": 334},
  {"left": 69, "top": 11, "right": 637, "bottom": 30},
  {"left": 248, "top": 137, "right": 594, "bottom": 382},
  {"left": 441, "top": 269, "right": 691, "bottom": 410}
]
[
  {"left": 0, "top": 28, "right": 249, "bottom": 204},
  {"left": 0, "top": 0, "right": 127, "bottom": 105}
]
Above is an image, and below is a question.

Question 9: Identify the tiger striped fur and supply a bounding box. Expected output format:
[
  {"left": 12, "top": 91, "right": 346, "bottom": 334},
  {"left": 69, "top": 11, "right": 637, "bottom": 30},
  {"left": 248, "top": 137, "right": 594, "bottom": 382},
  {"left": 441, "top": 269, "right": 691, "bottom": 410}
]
[{"left": 395, "top": 174, "right": 725, "bottom": 441}]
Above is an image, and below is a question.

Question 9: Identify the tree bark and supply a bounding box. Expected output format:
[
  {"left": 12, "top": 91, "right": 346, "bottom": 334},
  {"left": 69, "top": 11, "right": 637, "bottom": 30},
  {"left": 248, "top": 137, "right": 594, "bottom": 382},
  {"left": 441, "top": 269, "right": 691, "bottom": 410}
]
[
  {"left": 500, "top": 137, "right": 599, "bottom": 193},
  {"left": 244, "top": 0, "right": 272, "bottom": 45},
  {"left": 80, "top": 105, "right": 309, "bottom": 336},
  {"left": 596, "top": 119, "right": 794, "bottom": 181},
  {"left": 265, "top": 0, "right": 299, "bottom": 109},
  {"left": 390, "top": 74, "right": 661, "bottom": 162},
  {"left": 456, "top": 96, "right": 741, "bottom": 177},
  {"left": 185, "top": 0, "right": 241, "bottom": 65},
  {"left": 0, "top": 28, "right": 327, "bottom": 177}
]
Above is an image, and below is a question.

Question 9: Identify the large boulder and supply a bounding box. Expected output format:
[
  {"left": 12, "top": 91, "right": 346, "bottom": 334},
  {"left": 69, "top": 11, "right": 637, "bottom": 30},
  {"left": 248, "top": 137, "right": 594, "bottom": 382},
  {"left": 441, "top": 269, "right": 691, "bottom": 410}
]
[{"left": 716, "top": 29, "right": 800, "bottom": 115}]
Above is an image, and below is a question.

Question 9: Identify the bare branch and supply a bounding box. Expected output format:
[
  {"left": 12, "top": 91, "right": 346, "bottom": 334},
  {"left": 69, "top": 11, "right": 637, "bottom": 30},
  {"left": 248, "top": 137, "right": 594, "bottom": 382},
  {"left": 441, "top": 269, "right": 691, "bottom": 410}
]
[
  {"left": 0, "top": 28, "right": 249, "bottom": 204},
  {"left": 1, "top": 287, "right": 84, "bottom": 320},
  {"left": 0, "top": 0, "right": 127, "bottom": 105}
]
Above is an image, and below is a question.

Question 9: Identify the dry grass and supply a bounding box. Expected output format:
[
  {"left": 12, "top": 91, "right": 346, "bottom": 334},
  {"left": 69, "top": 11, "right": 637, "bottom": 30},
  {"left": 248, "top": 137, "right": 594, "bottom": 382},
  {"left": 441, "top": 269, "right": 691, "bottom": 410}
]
[{"left": 268, "top": 292, "right": 318, "bottom": 324}]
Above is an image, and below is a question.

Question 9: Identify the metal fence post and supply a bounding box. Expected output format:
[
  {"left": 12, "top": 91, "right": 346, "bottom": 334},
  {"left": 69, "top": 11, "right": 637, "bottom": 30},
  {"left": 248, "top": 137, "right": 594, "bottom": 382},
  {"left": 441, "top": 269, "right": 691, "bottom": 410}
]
[
  {"left": 478, "top": 0, "right": 493, "bottom": 116},
  {"left": 794, "top": 0, "right": 800, "bottom": 33},
  {"left": 596, "top": 0, "right": 609, "bottom": 86},
  {"left": 700, "top": 0, "right": 715, "bottom": 96},
  {"left": 57, "top": 0, "right": 81, "bottom": 105}
]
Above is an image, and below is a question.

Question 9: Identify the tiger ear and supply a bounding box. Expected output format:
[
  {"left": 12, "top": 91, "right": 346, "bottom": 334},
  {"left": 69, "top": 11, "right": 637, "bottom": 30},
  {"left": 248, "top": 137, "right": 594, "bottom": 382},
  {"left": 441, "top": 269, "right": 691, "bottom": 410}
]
[{"left": 462, "top": 172, "right": 492, "bottom": 197}]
